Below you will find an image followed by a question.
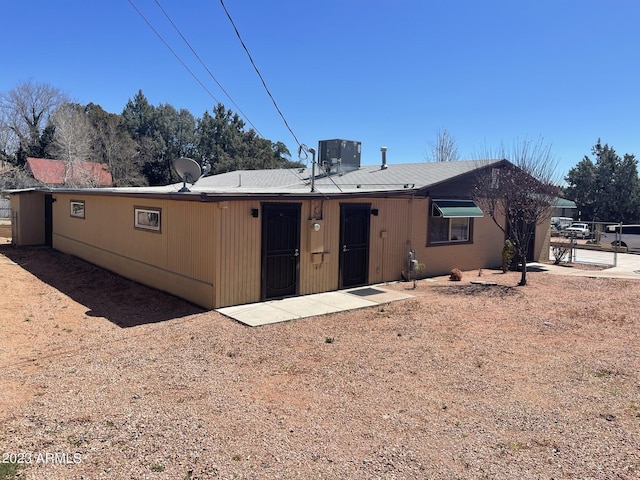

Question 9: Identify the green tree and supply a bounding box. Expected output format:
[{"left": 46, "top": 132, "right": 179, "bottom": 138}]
[
  {"left": 196, "top": 103, "right": 299, "bottom": 174},
  {"left": 564, "top": 157, "right": 597, "bottom": 220},
  {"left": 2, "top": 83, "right": 299, "bottom": 186},
  {"left": 150, "top": 103, "right": 197, "bottom": 184},
  {"left": 122, "top": 91, "right": 160, "bottom": 184},
  {"left": 122, "top": 91, "right": 201, "bottom": 185},
  {"left": 196, "top": 104, "right": 244, "bottom": 174},
  {"left": 565, "top": 141, "right": 640, "bottom": 222},
  {"left": 615, "top": 153, "right": 640, "bottom": 222}
]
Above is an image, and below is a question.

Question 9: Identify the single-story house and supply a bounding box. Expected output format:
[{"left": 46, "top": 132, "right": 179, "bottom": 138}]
[
  {"left": 26, "top": 157, "right": 113, "bottom": 187},
  {"left": 6, "top": 144, "right": 551, "bottom": 309}
]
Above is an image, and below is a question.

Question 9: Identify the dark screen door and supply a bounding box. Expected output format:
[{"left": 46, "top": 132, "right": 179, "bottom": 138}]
[
  {"left": 262, "top": 203, "right": 301, "bottom": 299},
  {"left": 44, "top": 194, "right": 54, "bottom": 247},
  {"left": 339, "top": 204, "right": 370, "bottom": 288}
]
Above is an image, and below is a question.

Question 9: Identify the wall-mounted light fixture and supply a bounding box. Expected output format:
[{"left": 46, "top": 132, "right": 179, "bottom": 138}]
[
  {"left": 311, "top": 222, "right": 321, "bottom": 231},
  {"left": 371, "top": 209, "right": 379, "bottom": 216},
  {"left": 251, "top": 208, "right": 259, "bottom": 218}
]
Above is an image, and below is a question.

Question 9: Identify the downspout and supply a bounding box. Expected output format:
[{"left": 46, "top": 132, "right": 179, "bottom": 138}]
[{"left": 409, "top": 194, "right": 414, "bottom": 253}]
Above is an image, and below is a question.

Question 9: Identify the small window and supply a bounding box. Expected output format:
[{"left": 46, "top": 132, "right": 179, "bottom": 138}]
[
  {"left": 429, "top": 216, "right": 470, "bottom": 243},
  {"left": 70, "top": 200, "right": 85, "bottom": 219},
  {"left": 450, "top": 217, "right": 470, "bottom": 241},
  {"left": 134, "top": 207, "right": 161, "bottom": 232},
  {"left": 428, "top": 199, "right": 481, "bottom": 244}
]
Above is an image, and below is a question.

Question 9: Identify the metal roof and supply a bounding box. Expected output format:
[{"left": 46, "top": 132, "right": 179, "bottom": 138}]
[
  {"left": 188, "top": 159, "right": 505, "bottom": 195},
  {"left": 5, "top": 159, "right": 507, "bottom": 198},
  {"left": 26, "top": 157, "right": 113, "bottom": 187}
]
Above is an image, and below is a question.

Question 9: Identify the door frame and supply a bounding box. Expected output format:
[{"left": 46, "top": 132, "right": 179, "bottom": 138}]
[
  {"left": 339, "top": 203, "right": 371, "bottom": 289},
  {"left": 261, "top": 202, "right": 301, "bottom": 300}
]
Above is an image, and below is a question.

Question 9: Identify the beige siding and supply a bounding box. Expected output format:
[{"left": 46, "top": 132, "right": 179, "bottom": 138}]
[
  {"left": 214, "top": 199, "right": 343, "bottom": 306},
  {"left": 367, "top": 197, "right": 415, "bottom": 284},
  {"left": 14, "top": 189, "right": 551, "bottom": 310},
  {"left": 299, "top": 199, "right": 339, "bottom": 294},
  {"left": 51, "top": 193, "right": 215, "bottom": 309},
  {"left": 414, "top": 199, "right": 505, "bottom": 277},
  {"left": 214, "top": 200, "right": 262, "bottom": 308},
  {"left": 534, "top": 216, "right": 551, "bottom": 262},
  {"left": 299, "top": 197, "right": 416, "bottom": 290},
  {"left": 9, "top": 191, "right": 45, "bottom": 245}
]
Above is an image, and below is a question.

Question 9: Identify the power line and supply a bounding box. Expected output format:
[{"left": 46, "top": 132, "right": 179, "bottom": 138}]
[
  {"left": 218, "top": 0, "right": 303, "bottom": 149},
  {"left": 128, "top": 0, "right": 223, "bottom": 106},
  {"left": 152, "top": 0, "right": 263, "bottom": 136}
]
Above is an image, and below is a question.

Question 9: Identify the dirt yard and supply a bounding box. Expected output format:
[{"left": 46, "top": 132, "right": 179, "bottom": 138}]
[{"left": 0, "top": 243, "right": 639, "bottom": 479}]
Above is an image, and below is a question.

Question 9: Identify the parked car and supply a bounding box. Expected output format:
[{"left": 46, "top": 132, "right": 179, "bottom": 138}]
[
  {"left": 563, "top": 222, "right": 591, "bottom": 239},
  {"left": 551, "top": 216, "right": 573, "bottom": 231},
  {"left": 600, "top": 224, "right": 640, "bottom": 253}
]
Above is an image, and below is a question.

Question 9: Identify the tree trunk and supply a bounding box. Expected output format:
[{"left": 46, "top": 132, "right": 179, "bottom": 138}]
[{"left": 518, "top": 251, "right": 527, "bottom": 286}]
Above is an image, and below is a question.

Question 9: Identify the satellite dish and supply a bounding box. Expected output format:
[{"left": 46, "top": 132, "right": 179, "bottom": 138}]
[{"left": 174, "top": 157, "right": 202, "bottom": 192}]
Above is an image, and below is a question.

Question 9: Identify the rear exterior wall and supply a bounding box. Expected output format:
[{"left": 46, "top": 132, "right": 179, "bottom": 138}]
[
  {"left": 52, "top": 193, "right": 216, "bottom": 308},
  {"left": 213, "top": 196, "right": 418, "bottom": 307},
  {"left": 42, "top": 192, "right": 510, "bottom": 309}
]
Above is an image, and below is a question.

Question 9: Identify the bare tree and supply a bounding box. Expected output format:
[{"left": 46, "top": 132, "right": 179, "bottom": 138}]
[
  {"left": 48, "top": 103, "right": 95, "bottom": 187},
  {"left": 473, "top": 138, "right": 560, "bottom": 286},
  {"left": 0, "top": 165, "right": 40, "bottom": 190},
  {"left": 0, "top": 80, "right": 69, "bottom": 162},
  {"left": 0, "top": 126, "right": 12, "bottom": 168},
  {"left": 95, "top": 118, "right": 142, "bottom": 186},
  {"left": 426, "top": 128, "right": 459, "bottom": 162},
  {"left": 86, "top": 105, "right": 145, "bottom": 186}
]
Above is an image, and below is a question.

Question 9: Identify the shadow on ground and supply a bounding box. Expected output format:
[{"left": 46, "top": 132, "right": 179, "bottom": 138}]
[{"left": 0, "top": 245, "right": 204, "bottom": 327}]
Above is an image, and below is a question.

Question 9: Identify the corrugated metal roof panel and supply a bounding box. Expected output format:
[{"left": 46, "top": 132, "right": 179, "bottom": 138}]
[{"left": 192, "top": 160, "right": 504, "bottom": 194}]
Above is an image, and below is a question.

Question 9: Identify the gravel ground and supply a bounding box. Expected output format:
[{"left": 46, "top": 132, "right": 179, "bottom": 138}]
[{"left": 1, "top": 245, "right": 639, "bottom": 479}]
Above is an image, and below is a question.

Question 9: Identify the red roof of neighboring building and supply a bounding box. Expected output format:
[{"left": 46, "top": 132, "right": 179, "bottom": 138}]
[{"left": 26, "top": 157, "right": 113, "bottom": 187}]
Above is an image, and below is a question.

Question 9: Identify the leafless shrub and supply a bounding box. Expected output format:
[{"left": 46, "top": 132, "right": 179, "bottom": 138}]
[{"left": 552, "top": 244, "right": 571, "bottom": 264}]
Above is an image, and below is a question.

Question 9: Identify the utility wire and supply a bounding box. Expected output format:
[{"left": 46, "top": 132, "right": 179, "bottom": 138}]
[
  {"left": 152, "top": 0, "right": 263, "bottom": 136},
  {"left": 218, "top": 0, "right": 303, "bottom": 149},
  {"left": 128, "top": 0, "right": 223, "bottom": 106}
]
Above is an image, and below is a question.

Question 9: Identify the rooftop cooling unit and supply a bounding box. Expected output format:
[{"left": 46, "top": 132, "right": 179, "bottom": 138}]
[{"left": 318, "top": 139, "right": 361, "bottom": 174}]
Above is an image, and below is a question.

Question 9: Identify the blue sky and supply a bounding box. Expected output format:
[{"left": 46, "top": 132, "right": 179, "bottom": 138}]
[{"left": 2, "top": 0, "right": 639, "bottom": 179}]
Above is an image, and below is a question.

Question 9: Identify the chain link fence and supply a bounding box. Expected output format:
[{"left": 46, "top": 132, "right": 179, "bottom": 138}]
[
  {"left": 550, "top": 220, "right": 625, "bottom": 268},
  {"left": 0, "top": 198, "right": 11, "bottom": 219}
]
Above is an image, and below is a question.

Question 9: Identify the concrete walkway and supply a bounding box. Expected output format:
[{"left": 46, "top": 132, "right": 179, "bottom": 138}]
[
  {"left": 217, "top": 285, "right": 414, "bottom": 327},
  {"left": 218, "top": 250, "right": 639, "bottom": 327},
  {"left": 533, "top": 249, "right": 640, "bottom": 279}
]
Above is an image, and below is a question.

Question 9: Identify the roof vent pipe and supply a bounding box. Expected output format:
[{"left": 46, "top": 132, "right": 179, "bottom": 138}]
[{"left": 380, "top": 146, "right": 388, "bottom": 170}]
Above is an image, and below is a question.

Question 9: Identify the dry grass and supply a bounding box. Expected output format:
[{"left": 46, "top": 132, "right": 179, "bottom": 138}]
[{"left": 0, "top": 245, "right": 639, "bottom": 479}]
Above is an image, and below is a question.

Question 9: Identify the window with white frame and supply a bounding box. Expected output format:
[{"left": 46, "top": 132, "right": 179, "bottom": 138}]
[
  {"left": 70, "top": 200, "right": 85, "bottom": 218},
  {"left": 134, "top": 206, "right": 161, "bottom": 232}
]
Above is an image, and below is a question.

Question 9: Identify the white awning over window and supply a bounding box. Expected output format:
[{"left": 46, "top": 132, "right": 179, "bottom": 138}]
[{"left": 432, "top": 199, "right": 484, "bottom": 218}]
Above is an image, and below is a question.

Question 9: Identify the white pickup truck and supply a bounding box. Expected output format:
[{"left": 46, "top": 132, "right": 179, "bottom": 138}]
[{"left": 563, "top": 222, "right": 591, "bottom": 239}]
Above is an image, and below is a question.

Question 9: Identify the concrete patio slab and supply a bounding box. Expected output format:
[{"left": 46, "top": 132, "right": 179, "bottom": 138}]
[{"left": 217, "top": 285, "right": 413, "bottom": 327}]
